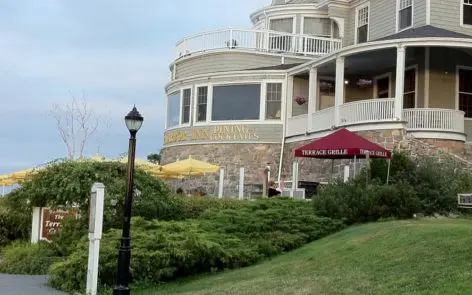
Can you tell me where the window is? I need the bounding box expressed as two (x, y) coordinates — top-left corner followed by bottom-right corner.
(269, 18), (293, 51)
(403, 68), (416, 108)
(212, 84), (261, 121)
(375, 75), (390, 98)
(181, 89), (191, 124)
(166, 92), (180, 128)
(463, 0), (472, 26)
(398, 0), (413, 31)
(356, 5), (369, 44)
(458, 68), (472, 117)
(266, 83), (282, 120)
(196, 86), (208, 122)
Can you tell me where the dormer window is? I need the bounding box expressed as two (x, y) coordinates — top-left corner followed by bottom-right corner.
(355, 4), (369, 44)
(397, 0), (413, 31)
(462, 0), (472, 26)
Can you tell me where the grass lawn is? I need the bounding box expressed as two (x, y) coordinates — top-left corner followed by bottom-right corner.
(131, 218), (472, 295)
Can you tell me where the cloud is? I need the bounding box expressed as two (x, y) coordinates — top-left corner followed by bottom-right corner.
(0, 0), (272, 174)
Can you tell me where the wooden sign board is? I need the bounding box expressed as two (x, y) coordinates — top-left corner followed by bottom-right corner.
(458, 193), (472, 208)
(40, 207), (79, 241)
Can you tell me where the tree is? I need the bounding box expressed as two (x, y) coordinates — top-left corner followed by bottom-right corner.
(147, 151), (161, 164)
(50, 90), (109, 160)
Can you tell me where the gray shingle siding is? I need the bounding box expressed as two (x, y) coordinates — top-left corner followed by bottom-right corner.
(414, 0), (427, 27)
(328, 4), (353, 45)
(430, 0), (472, 36)
(369, 0), (396, 40)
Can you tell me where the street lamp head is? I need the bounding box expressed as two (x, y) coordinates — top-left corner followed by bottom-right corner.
(125, 106), (144, 133)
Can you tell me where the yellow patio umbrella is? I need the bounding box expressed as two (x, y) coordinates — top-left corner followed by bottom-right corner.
(119, 157), (162, 173)
(10, 167), (43, 181)
(160, 155), (219, 176)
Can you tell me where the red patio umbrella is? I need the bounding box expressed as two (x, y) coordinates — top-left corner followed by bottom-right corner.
(294, 128), (392, 182)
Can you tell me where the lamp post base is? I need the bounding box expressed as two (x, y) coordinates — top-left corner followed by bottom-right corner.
(113, 285), (130, 295)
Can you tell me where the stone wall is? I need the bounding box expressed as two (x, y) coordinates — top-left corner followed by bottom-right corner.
(161, 143), (281, 196)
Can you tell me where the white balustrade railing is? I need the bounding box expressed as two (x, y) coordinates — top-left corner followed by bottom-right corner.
(312, 107), (335, 131)
(286, 114), (308, 137)
(285, 99), (465, 138)
(175, 28), (343, 59)
(403, 108), (465, 133)
(339, 99), (395, 125)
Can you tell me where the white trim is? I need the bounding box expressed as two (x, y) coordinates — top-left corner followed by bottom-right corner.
(456, 65), (472, 113)
(193, 84), (209, 125)
(166, 70), (287, 92)
(354, 2), (370, 45)
(407, 131), (466, 141)
(264, 80), (285, 121)
(285, 122), (407, 143)
(250, 4), (329, 23)
(460, 0), (472, 28)
(300, 15), (333, 37)
(426, 0), (431, 25)
(288, 37), (472, 75)
(424, 47), (430, 107)
(163, 140), (282, 148)
(373, 72), (392, 98)
(179, 87), (192, 126)
(260, 82), (267, 121)
(405, 64), (419, 108)
(396, 0), (414, 33)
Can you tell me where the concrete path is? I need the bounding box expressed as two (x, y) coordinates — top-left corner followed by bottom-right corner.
(0, 274), (69, 295)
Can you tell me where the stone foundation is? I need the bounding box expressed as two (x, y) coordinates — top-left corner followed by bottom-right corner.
(161, 143), (281, 196)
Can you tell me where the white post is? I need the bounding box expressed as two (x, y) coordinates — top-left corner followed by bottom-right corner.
(287, 75), (294, 118)
(30, 207), (41, 244)
(395, 46), (406, 120)
(218, 168), (224, 198)
(291, 161), (299, 195)
(308, 67), (318, 132)
(334, 56), (345, 127)
(86, 183), (105, 295)
(343, 165), (350, 182)
(239, 167), (245, 200)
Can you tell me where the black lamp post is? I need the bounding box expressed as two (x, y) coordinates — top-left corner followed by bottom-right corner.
(113, 106), (144, 295)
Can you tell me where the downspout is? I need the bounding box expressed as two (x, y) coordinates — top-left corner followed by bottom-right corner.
(277, 72), (289, 185)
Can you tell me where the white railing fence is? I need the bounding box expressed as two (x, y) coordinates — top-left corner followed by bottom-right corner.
(339, 99), (395, 125)
(403, 108), (465, 133)
(286, 114), (308, 137)
(175, 28), (343, 59)
(312, 107), (335, 132)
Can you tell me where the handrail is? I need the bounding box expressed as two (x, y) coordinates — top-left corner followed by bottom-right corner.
(175, 28), (343, 60)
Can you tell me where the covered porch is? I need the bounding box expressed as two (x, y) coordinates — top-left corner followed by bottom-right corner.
(286, 43), (472, 142)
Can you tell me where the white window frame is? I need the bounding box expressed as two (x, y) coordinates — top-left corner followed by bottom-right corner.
(460, 0), (472, 28)
(193, 84), (210, 125)
(396, 0), (414, 32)
(354, 2), (370, 44)
(455, 65), (472, 118)
(209, 81), (264, 124)
(264, 80), (285, 121)
(166, 91), (181, 131)
(267, 16), (296, 34)
(373, 72), (393, 99)
(180, 87), (192, 126)
(404, 65), (418, 108)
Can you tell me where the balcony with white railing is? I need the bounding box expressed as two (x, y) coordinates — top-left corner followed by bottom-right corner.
(175, 28), (343, 60)
(285, 99), (466, 141)
(403, 108), (465, 136)
(339, 99), (396, 125)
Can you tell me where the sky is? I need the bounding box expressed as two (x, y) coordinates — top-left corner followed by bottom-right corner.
(0, 0), (270, 174)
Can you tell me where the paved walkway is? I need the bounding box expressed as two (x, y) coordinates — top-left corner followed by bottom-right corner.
(0, 274), (69, 295)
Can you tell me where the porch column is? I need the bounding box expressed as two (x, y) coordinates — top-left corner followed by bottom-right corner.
(394, 46), (406, 120)
(286, 75), (294, 118)
(334, 56), (345, 126)
(307, 67), (318, 132)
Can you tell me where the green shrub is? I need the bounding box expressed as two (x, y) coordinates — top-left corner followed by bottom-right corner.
(3, 161), (172, 234)
(0, 241), (61, 275)
(0, 200), (30, 247)
(313, 180), (420, 224)
(49, 199), (345, 293)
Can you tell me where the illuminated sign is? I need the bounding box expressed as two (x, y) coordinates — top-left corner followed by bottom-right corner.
(164, 125), (260, 144)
